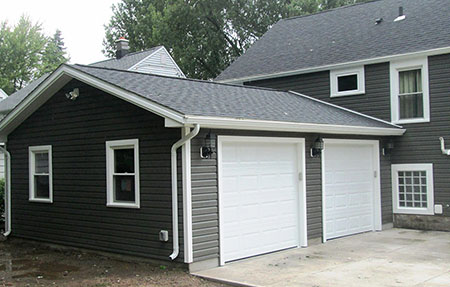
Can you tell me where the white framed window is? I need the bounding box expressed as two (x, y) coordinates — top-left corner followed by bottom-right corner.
(29, 145), (53, 203)
(390, 57), (430, 124)
(330, 66), (365, 97)
(392, 164), (434, 215)
(106, 139), (140, 208)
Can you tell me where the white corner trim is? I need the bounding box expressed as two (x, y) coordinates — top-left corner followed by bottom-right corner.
(29, 145), (53, 203)
(105, 138), (140, 209)
(289, 91), (403, 129)
(390, 56), (430, 124)
(182, 127), (194, 263)
(391, 163), (434, 215)
(0, 65), (185, 137)
(218, 46), (450, 84)
(330, 66), (365, 98)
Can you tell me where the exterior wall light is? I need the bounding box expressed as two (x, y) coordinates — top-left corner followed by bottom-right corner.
(310, 136), (324, 158)
(382, 139), (395, 156)
(65, 88), (79, 101)
(200, 131), (215, 159)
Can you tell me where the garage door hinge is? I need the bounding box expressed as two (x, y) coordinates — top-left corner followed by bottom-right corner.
(374, 171), (377, 178)
(299, 172), (303, 181)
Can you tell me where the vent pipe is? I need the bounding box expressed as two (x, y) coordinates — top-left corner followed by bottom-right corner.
(394, 6), (406, 22)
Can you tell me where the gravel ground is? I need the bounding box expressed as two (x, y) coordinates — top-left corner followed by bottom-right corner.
(0, 237), (227, 287)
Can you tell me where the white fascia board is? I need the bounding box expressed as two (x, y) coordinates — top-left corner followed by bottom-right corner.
(218, 46), (450, 84)
(0, 65), (185, 137)
(184, 116), (405, 136)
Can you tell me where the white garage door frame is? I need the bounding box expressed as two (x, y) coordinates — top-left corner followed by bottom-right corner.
(217, 136), (307, 266)
(321, 138), (382, 243)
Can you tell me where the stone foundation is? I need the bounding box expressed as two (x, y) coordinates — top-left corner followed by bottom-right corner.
(394, 214), (450, 231)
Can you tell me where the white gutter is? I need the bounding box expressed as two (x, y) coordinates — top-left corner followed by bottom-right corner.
(169, 124), (200, 260)
(0, 145), (11, 236)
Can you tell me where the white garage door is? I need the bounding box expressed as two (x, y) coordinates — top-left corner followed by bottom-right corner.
(219, 137), (306, 264)
(323, 139), (381, 241)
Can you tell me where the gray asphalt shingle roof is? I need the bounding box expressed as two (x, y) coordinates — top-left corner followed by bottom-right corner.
(216, 0), (450, 82)
(71, 64), (397, 129)
(89, 46), (162, 70)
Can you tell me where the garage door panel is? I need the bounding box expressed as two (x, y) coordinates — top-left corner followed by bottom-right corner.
(324, 142), (377, 240)
(220, 139), (302, 263)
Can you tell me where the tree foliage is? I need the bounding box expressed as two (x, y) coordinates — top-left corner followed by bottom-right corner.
(0, 16), (69, 95)
(103, 0), (368, 79)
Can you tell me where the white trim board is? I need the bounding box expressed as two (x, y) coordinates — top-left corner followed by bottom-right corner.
(182, 127), (194, 263)
(218, 46), (450, 84)
(321, 139), (382, 242)
(217, 136), (307, 265)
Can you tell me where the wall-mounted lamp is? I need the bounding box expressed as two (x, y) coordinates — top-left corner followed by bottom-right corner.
(65, 88), (79, 101)
(200, 131), (215, 159)
(310, 136), (324, 158)
(382, 140), (395, 156)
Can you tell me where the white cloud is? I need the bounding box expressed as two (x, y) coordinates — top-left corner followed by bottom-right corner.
(0, 0), (121, 64)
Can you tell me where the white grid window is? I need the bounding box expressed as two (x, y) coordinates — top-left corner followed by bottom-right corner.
(106, 139), (140, 208)
(392, 164), (434, 215)
(29, 145), (53, 203)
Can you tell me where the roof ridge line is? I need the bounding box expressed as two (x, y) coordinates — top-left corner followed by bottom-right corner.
(288, 90), (403, 129)
(282, 0), (382, 22)
(72, 64), (287, 93)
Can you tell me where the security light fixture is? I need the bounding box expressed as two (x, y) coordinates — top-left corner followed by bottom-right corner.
(310, 136), (324, 158)
(200, 131), (215, 159)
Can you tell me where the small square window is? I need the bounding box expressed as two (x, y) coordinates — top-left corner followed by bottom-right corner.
(29, 146), (53, 203)
(392, 164), (434, 215)
(106, 139), (140, 208)
(330, 66), (365, 97)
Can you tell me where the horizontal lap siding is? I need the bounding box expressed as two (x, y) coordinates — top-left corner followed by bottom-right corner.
(191, 129), (385, 262)
(8, 80), (184, 261)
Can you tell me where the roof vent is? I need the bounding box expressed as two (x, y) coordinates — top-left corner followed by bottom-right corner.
(375, 18), (383, 25)
(115, 37), (130, 59)
(394, 6), (406, 22)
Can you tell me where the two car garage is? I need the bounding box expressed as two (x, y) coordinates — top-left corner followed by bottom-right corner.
(217, 136), (381, 264)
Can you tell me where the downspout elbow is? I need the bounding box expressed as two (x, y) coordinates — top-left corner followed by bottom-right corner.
(439, 137), (450, 155)
(169, 124), (200, 260)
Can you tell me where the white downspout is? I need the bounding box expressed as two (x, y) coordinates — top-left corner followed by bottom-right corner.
(0, 145), (11, 236)
(439, 137), (450, 155)
(169, 124), (200, 260)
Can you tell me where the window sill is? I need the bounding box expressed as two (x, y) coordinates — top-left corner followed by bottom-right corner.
(29, 198), (53, 203)
(393, 208), (434, 216)
(392, 117), (430, 125)
(330, 91), (365, 98)
(107, 202), (140, 209)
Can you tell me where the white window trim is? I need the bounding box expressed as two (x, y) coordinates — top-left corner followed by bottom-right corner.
(330, 66), (365, 97)
(106, 139), (140, 208)
(391, 163), (434, 215)
(390, 57), (430, 124)
(29, 145), (53, 203)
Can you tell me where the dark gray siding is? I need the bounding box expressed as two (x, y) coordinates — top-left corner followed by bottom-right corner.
(246, 54), (450, 218)
(8, 80), (184, 261)
(191, 130), (391, 262)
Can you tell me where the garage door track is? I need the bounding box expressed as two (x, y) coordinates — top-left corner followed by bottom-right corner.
(193, 228), (450, 287)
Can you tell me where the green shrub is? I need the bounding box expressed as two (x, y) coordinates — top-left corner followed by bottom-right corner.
(0, 178), (4, 217)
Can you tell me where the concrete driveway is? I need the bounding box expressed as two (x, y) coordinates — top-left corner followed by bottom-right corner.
(193, 228), (450, 287)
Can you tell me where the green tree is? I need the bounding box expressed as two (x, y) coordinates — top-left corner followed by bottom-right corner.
(103, 0), (369, 79)
(41, 29), (70, 75)
(0, 16), (69, 95)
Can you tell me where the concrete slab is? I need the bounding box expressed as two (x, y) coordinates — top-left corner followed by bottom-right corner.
(193, 229), (450, 287)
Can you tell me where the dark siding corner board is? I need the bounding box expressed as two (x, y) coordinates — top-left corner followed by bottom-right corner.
(8, 79), (184, 262)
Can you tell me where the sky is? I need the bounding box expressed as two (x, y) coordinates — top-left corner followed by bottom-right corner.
(0, 0), (121, 65)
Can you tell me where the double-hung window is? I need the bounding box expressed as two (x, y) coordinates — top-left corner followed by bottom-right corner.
(106, 139), (140, 208)
(29, 145), (53, 203)
(392, 164), (434, 215)
(390, 57), (430, 124)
